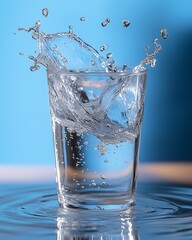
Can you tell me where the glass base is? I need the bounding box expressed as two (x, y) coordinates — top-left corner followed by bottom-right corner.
(58, 191), (136, 210)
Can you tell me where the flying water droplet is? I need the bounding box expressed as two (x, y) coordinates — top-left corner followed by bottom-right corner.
(28, 55), (36, 60)
(122, 20), (130, 28)
(101, 18), (110, 27)
(100, 44), (109, 52)
(68, 25), (73, 33)
(106, 53), (112, 59)
(160, 29), (168, 40)
(122, 64), (127, 71)
(80, 17), (86, 21)
(145, 45), (149, 51)
(42, 8), (49, 18)
(30, 65), (40, 71)
(19, 52), (24, 56)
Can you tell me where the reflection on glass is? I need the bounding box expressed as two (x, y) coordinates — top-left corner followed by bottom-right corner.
(56, 207), (139, 240)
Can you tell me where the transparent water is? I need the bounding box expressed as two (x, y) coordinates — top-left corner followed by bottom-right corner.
(52, 122), (140, 209)
(48, 69), (146, 208)
(0, 182), (191, 240)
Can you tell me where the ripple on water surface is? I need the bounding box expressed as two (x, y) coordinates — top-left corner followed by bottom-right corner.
(0, 183), (192, 240)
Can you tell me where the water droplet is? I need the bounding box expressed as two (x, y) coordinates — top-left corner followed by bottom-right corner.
(30, 65), (40, 71)
(101, 18), (110, 27)
(104, 158), (109, 163)
(28, 55), (35, 60)
(42, 8), (49, 18)
(100, 44), (109, 52)
(19, 52), (24, 56)
(100, 174), (106, 180)
(160, 29), (168, 40)
(68, 25), (73, 33)
(150, 58), (156, 67)
(13, 32), (16, 35)
(80, 17), (86, 21)
(122, 64), (127, 71)
(122, 20), (130, 28)
(106, 124), (110, 128)
(153, 38), (158, 44)
(106, 53), (112, 59)
(90, 60), (95, 66)
(84, 141), (88, 145)
(145, 45), (149, 51)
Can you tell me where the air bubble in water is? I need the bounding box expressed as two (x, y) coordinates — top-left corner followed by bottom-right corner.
(104, 158), (109, 163)
(42, 8), (49, 18)
(101, 18), (110, 27)
(80, 17), (86, 21)
(122, 20), (130, 28)
(100, 174), (106, 180)
(160, 29), (168, 40)
(96, 142), (106, 155)
(100, 44), (109, 52)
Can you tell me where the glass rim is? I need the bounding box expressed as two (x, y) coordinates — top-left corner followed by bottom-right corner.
(47, 68), (147, 77)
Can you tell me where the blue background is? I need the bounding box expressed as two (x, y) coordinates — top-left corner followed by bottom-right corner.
(1, 0), (192, 166)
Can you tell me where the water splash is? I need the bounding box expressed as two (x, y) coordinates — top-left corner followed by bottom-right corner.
(122, 20), (130, 28)
(133, 38), (162, 72)
(18, 20), (41, 34)
(42, 8), (49, 18)
(19, 21), (164, 143)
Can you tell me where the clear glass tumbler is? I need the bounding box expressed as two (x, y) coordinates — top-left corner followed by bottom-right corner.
(47, 69), (147, 210)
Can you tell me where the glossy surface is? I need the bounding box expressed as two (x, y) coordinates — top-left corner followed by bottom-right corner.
(0, 182), (192, 239)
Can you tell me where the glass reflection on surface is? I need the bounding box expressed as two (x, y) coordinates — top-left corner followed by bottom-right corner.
(57, 207), (139, 240)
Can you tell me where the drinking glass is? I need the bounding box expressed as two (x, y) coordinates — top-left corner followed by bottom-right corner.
(47, 69), (147, 210)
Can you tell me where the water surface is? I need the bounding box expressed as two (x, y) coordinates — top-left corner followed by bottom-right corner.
(0, 182), (191, 239)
